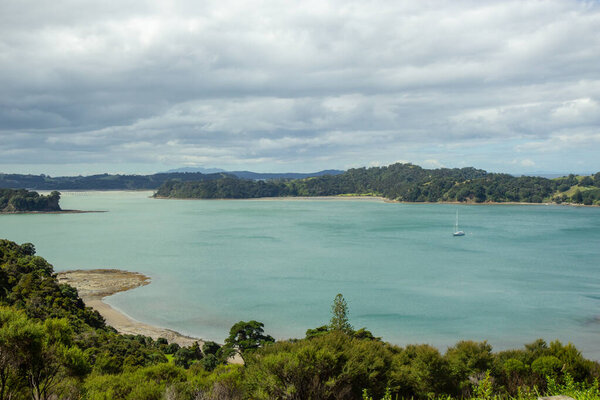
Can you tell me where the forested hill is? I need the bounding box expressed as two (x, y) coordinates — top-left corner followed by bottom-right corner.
(0, 170), (343, 190)
(0, 171), (229, 190)
(0, 188), (62, 212)
(154, 163), (600, 205)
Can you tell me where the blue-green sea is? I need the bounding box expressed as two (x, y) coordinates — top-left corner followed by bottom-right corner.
(1, 191), (599, 359)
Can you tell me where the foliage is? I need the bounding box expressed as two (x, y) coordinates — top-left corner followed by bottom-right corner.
(154, 162), (600, 205)
(1, 239), (600, 399)
(0, 190), (61, 212)
(0, 239), (105, 329)
(330, 293), (353, 334)
(244, 330), (394, 400)
(222, 321), (274, 363)
(0, 173), (228, 191)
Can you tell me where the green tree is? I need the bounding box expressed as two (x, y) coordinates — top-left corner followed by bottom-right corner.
(330, 293), (353, 334)
(202, 341), (221, 357)
(0, 307), (43, 400)
(305, 325), (329, 339)
(531, 355), (563, 380)
(24, 318), (88, 400)
(579, 176), (593, 186)
(445, 340), (494, 395)
(222, 321), (274, 363)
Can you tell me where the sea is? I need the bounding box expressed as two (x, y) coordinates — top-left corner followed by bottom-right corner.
(1, 191), (599, 359)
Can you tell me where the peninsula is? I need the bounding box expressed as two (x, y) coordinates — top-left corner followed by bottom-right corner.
(153, 162), (600, 205)
(57, 269), (201, 347)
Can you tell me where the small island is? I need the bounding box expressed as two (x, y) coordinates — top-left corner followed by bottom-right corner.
(0, 188), (106, 214)
(0, 188), (62, 213)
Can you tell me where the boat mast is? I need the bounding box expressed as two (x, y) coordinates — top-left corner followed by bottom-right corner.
(455, 210), (459, 231)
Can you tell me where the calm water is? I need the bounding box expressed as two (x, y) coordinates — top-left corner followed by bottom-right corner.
(1, 191), (599, 359)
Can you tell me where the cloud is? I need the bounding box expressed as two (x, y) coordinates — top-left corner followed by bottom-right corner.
(0, 0), (599, 174)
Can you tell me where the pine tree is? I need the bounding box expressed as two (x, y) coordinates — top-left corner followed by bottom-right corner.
(330, 293), (353, 334)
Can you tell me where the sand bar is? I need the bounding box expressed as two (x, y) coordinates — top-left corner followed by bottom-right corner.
(57, 269), (202, 347)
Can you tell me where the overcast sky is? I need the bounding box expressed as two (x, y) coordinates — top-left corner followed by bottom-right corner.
(1, 0), (599, 175)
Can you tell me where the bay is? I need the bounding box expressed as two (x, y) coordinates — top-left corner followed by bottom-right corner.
(1, 191), (599, 359)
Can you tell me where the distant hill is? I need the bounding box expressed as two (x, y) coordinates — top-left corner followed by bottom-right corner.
(0, 172), (229, 190)
(227, 169), (344, 180)
(166, 167), (226, 174)
(0, 169), (344, 190)
(154, 163), (600, 205)
(164, 167), (344, 180)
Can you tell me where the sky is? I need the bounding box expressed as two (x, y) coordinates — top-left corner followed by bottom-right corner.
(1, 0), (599, 176)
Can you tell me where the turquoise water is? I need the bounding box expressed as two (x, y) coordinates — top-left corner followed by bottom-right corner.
(1, 191), (599, 359)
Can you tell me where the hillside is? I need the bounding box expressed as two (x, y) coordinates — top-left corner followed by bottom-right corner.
(0, 170), (343, 190)
(0, 172), (229, 190)
(154, 163), (600, 205)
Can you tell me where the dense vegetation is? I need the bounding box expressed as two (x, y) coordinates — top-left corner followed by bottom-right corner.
(0, 170), (342, 191)
(0, 189), (61, 212)
(155, 163), (600, 205)
(0, 239), (598, 399)
(0, 172), (229, 191)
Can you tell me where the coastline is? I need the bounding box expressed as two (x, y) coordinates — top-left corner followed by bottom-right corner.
(0, 210), (107, 215)
(57, 269), (202, 347)
(153, 195), (389, 202)
(152, 194), (599, 207)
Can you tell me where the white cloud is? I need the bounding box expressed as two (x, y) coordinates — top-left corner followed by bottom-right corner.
(0, 0), (599, 174)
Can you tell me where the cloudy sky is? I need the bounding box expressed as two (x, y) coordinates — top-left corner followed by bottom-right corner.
(1, 0), (599, 176)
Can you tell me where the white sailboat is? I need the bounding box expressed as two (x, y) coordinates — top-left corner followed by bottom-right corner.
(453, 210), (465, 236)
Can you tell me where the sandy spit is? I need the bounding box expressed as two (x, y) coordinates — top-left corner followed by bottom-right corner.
(57, 269), (202, 347)
(153, 195), (389, 202)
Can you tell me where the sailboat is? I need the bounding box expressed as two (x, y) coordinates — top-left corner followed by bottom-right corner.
(453, 210), (465, 236)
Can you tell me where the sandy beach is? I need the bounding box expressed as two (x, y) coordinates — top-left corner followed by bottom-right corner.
(57, 269), (202, 347)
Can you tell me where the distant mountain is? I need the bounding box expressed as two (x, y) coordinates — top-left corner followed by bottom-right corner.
(520, 171), (592, 179)
(0, 168), (343, 190)
(166, 167), (226, 174)
(0, 172), (229, 190)
(163, 168), (344, 180)
(227, 169), (344, 180)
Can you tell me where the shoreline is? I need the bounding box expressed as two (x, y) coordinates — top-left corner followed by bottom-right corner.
(57, 269), (202, 347)
(153, 195), (388, 202)
(0, 209), (107, 215)
(152, 195), (598, 207)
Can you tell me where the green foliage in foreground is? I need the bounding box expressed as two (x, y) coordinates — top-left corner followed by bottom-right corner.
(0, 189), (61, 212)
(154, 162), (600, 205)
(0, 239), (599, 399)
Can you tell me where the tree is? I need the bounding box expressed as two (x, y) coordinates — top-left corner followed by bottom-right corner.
(202, 341), (221, 357)
(579, 176), (593, 186)
(306, 325), (329, 339)
(330, 293), (353, 334)
(445, 340), (494, 395)
(222, 321), (274, 363)
(174, 345), (202, 369)
(0, 307), (43, 400)
(20, 243), (36, 256)
(23, 318), (87, 400)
